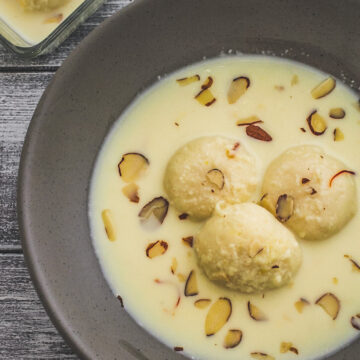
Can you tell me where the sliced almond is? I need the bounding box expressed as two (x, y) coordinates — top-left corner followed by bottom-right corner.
(182, 236), (194, 248)
(291, 74), (299, 86)
(315, 292), (340, 320)
(224, 329), (243, 349)
(248, 301), (267, 321)
(194, 299), (211, 309)
(195, 88), (216, 106)
(250, 352), (275, 360)
(171, 257), (178, 274)
(146, 240), (168, 258)
(184, 270), (198, 296)
(345, 256), (360, 272)
(122, 183), (139, 203)
(236, 115), (263, 126)
(351, 314), (360, 330)
(176, 74), (200, 86)
(307, 110), (327, 135)
(205, 297), (232, 336)
(101, 209), (116, 241)
(311, 77), (336, 99)
(206, 169), (225, 190)
(294, 298), (310, 314)
(246, 125), (272, 141)
(227, 76), (250, 104)
(333, 128), (344, 141)
(329, 107), (346, 119)
(118, 153), (149, 183)
(44, 13), (63, 23)
(280, 342), (299, 355)
(138, 197), (169, 227)
(329, 170), (356, 187)
(276, 194), (294, 222)
(201, 76), (214, 90)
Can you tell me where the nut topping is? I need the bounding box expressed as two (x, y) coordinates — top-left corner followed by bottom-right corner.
(176, 74), (200, 86)
(227, 76), (250, 104)
(276, 194), (294, 222)
(146, 240), (168, 258)
(329, 107), (346, 119)
(307, 110), (327, 135)
(184, 270), (198, 296)
(223, 329), (243, 349)
(333, 128), (344, 141)
(194, 299), (211, 309)
(206, 169), (225, 190)
(182, 236), (194, 248)
(195, 88), (216, 106)
(280, 342), (299, 355)
(138, 197), (169, 227)
(315, 292), (340, 320)
(351, 314), (360, 330)
(236, 115), (263, 126)
(118, 153), (149, 183)
(311, 77), (336, 99)
(250, 352), (275, 360)
(201, 76), (214, 90)
(246, 124), (272, 142)
(205, 297), (232, 336)
(248, 301), (268, 321)
(101, 209), (116, 241)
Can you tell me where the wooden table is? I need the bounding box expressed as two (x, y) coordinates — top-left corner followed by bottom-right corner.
(0, 1), (130, 358)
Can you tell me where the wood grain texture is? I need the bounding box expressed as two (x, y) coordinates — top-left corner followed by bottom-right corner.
(0, 72), (53, 249)
(0, 253), (77, 359)
(0, 1), (130, 358)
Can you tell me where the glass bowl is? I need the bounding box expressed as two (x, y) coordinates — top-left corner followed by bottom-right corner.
(0, 0), (105, 58)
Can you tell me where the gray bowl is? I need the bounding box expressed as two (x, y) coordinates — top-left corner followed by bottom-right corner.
(18, 0), (360, 359)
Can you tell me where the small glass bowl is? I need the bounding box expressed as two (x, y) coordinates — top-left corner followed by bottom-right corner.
(0, 0), (105, 58)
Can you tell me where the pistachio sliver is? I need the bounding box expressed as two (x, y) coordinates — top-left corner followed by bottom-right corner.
(101, 209), (116, 241)
(311, 77), (336, 99)
(194, 299), (211, 309)
(195, 88), (216, 106)
(176, 74), (200, 86)
(329, 107), (345, 119)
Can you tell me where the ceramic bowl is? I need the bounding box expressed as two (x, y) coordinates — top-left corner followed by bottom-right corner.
(18, 0), (360, 358)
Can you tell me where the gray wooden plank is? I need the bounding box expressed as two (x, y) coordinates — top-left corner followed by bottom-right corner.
(0, 253), (77, 359)
(0, 0), (132, 68)
(0, 72), (54, 250)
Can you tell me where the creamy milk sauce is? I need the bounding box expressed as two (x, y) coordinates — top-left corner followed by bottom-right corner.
(89, 56), (360, 360)
(0, 0), (84, 44)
